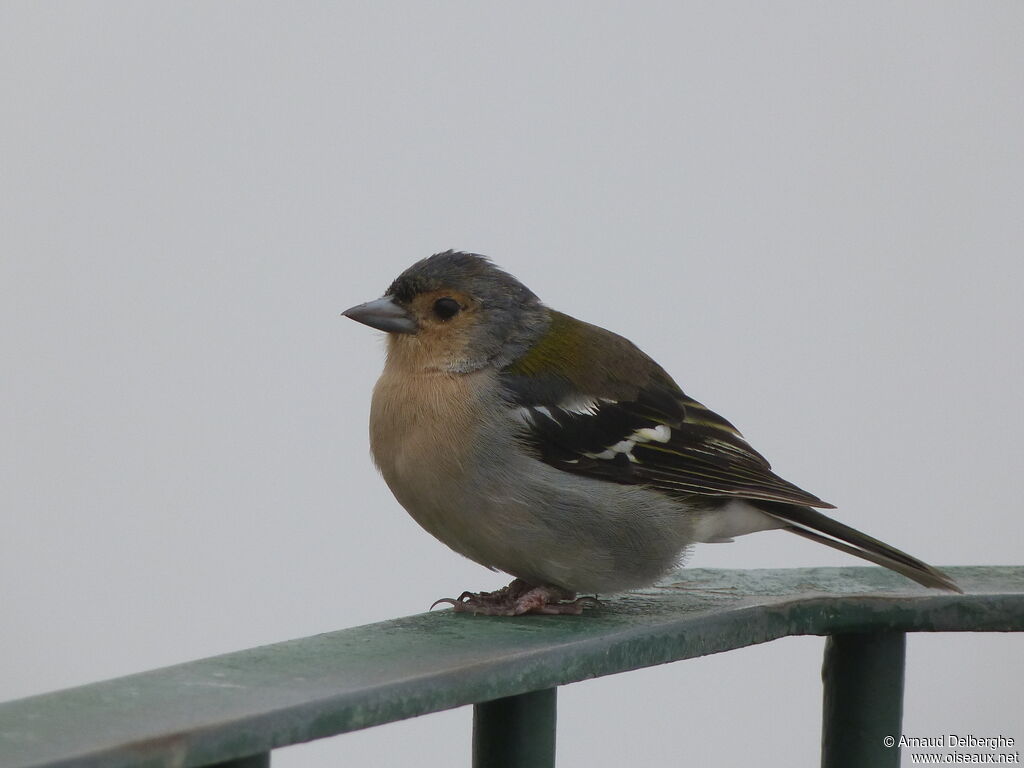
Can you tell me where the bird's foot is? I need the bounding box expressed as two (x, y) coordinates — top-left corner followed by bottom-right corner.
(431, 578), (601, 615)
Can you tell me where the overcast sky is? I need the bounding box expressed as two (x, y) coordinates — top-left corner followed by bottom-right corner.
(3, 3), (1022, 766)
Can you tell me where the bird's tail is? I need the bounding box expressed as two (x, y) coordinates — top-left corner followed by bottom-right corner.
(756, 501), (962, 593)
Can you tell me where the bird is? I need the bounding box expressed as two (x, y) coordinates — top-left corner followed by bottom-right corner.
(342, 250), (960, 615)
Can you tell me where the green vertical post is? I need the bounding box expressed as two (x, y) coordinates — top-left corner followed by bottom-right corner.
(208, 754), (270, 768)
(473, 687), (556, 768)
(821, 632), (906, 768)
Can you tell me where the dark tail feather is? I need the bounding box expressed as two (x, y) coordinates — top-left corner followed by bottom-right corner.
(758, 502), (962, 593)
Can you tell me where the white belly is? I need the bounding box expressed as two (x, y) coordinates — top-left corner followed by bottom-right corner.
(691, 499), (785, 543)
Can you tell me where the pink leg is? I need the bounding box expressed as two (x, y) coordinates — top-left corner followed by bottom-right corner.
(432, 579), (601, 616)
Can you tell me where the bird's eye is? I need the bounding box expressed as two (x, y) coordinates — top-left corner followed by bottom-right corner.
(433, 297), (461, 320)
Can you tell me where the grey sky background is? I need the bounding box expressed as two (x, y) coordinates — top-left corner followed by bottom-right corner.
(2, 3), (1022, 766)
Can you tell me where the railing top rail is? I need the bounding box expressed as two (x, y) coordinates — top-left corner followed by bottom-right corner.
(2, 566), (1022, 768)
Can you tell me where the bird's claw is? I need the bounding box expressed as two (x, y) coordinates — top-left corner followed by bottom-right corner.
(430, 579), (601, 616)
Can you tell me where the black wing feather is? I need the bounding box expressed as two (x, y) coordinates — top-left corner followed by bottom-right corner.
(500, 370), (832, 509)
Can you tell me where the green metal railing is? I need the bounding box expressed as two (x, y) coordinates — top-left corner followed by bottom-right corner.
(2, 566), (1022, 768)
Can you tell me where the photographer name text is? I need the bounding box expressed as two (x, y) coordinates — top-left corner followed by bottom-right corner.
(899, 736), (1015, 750)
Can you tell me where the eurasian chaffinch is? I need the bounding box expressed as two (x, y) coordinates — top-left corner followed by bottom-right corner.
(343, 251), (959, 614)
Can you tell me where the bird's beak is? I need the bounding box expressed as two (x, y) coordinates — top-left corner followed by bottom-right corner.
(341, 296), (418, 334)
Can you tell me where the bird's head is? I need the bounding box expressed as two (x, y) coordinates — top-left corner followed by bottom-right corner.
(342, 250), (549, 373)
